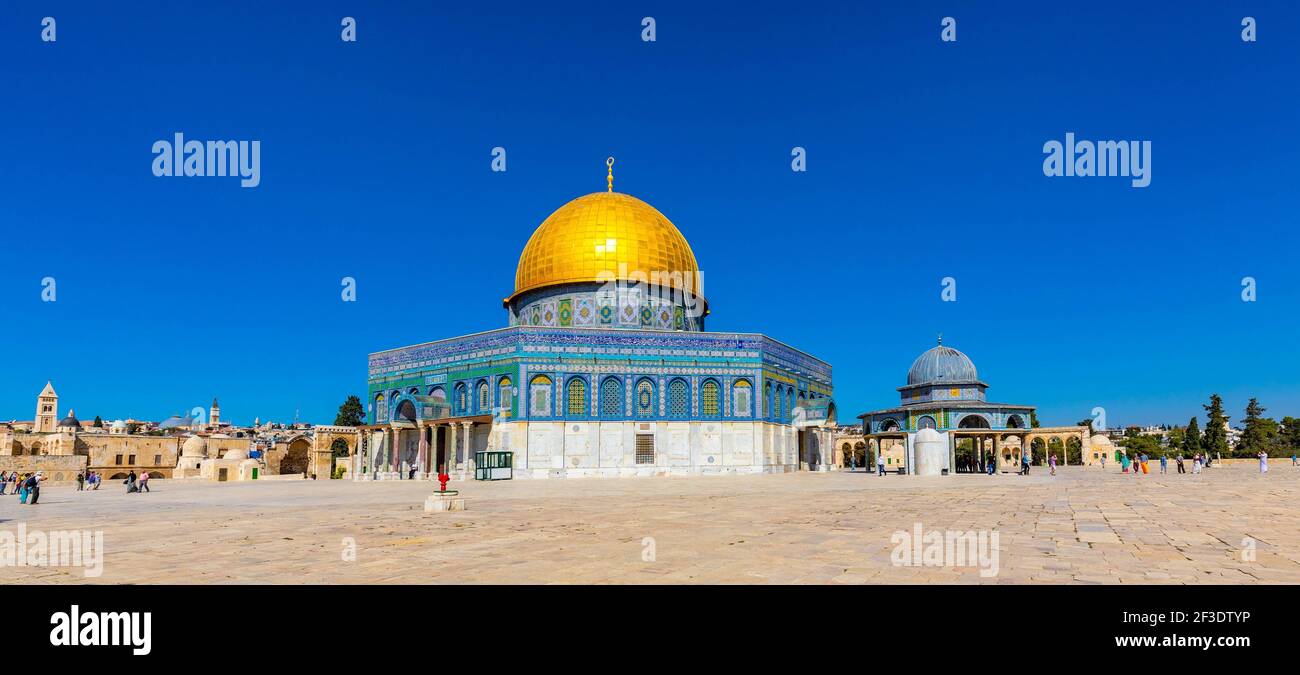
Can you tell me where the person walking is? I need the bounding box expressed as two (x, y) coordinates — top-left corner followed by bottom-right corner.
(1259, 450), (1268, 474)
(1192, 454), (1202, 475)
(877, 452), (886, 477)
(27, 473), (41, 505)
(987, 455), (997, 475)
(849, 453), (857, 472)
(0, 471), (7, 496)
(76, 471), (85, 491)
(92, 471), (101, 490)
(18, 473), (31, 503)
(125, 470), (138, 493)
(1100, 454), (1106, 470)
(138, 471), (151, 493)
(1048, 453), (1057, 476)
(1120, 453), (1130, 474)
(1176, 454), (1185, 474)
(1159, 454), (1168, 474)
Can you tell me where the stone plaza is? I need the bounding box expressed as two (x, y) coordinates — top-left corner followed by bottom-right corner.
(3, 463), (1297, 584)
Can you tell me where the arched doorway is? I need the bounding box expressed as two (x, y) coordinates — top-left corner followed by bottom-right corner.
(1030, 438), (1047, 465)
(280, 438), (311, 475)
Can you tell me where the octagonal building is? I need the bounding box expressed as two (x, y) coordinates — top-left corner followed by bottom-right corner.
(362, 161), (836, 479)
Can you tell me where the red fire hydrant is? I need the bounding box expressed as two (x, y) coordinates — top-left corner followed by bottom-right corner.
(438, 472), (450, 492)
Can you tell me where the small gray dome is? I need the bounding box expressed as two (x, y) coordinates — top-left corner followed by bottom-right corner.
(907, 344), (977, 385)
(57, 409), (81, 429)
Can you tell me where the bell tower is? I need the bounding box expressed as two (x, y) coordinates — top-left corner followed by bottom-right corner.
(35, 381), (58, 433)
(210, 397), (221, 429)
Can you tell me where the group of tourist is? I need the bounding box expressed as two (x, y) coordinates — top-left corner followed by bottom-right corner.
(76, 471), (105, 490)
(1114, 450), (1274, 475)
(1, 471), (42, 504)
(0, 468), (156, 503)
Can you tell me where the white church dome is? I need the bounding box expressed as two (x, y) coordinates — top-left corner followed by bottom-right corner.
(181, 435), (208, 457)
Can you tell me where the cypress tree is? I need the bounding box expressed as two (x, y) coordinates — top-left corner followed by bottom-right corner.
(1184, 417), (1202, 456)
(1202, 394), (1230, 458)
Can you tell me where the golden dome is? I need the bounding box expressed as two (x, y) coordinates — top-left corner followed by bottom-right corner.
(507, 190), (705, 308)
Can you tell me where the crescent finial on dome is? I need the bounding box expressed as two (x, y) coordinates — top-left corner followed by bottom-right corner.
(606, 156), (615, 192)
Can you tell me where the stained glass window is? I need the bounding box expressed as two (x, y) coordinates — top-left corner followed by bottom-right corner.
(600, 378), (623, 417)
(529, 375), (552, 417)
(497, 378), (512, 419)
(733, 379), (752, 417)
(478, 382), (490, 411)
(635, 379), (655, 417)
(701, 380), (719, 417)
(668, 379), (688, 418)
(455, 384), (468, 415)
(567, 378), (587, 416)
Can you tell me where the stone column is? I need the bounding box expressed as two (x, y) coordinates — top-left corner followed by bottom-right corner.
(418, 424), (429, 478)
(992, 435), (1000, 473)
(463, 421), (475, 477)
(353, 432), (364, 480)
(390, 427), (399, 476)
(448, 424), (459, 471)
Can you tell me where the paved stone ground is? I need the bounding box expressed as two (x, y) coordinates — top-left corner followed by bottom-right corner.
(2, 464), (1297, 584)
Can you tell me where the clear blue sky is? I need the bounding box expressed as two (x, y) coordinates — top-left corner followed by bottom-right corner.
(2, 1), (1296, 429)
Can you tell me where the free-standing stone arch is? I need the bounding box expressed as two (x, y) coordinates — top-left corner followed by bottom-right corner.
(311, 426), (361, 479)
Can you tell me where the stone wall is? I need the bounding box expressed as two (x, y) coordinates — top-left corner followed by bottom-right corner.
(0, 455), (87, 483)
(83, 435), (179, 479)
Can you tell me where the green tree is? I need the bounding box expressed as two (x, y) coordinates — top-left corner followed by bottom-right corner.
(1166, 425), (1185, 451)
(92, 415), (103, 428)
(1029, 410), (1040, 428)
(1279, 417), (1300, 456)
(1183, 417), (1202, 457)
(1201, 394), (1230, 458)
(1076, 418), (1093, 432)
(334, 395), (366, 427)
(1239, 398), (1277, 455)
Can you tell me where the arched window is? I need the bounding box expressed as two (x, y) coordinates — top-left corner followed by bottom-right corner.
(529, 375), (553, 418)
(600, 377), (623, 417)
(732, 379), (752, 417)
(567, 378), (587, 416)
(774, 386), (783, 420)
(477, 381), (490, 412)
(429, 386), (448, 417)
(374, 393), (388, 423)
(635, 378), (656, 418)
(497, 378), (513, 418)
(668, 379), (689, 418)
(701, 379), (720, 417)
(958, 414), (990, 429)
(917, 415), (937, 430)
(454, 383), (469, 415)
(786, 387), (795, 421)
